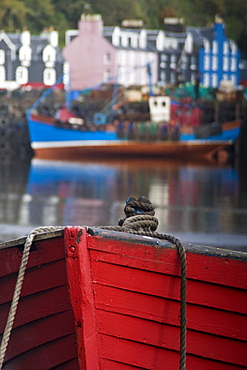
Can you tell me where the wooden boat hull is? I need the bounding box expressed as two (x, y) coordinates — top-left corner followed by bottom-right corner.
(27, 114), (241, 162)
(0, 227), (246, 369)
(33, 140), (233, 162)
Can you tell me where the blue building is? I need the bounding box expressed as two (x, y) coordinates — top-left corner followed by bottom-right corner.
(198, 17), (240, 88)
(147, 16), (241, 89)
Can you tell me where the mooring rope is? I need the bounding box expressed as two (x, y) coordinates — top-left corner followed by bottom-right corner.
(99, 196), (187, 370)
(0, 197), (186, 370)
(0, 226), (64, 369)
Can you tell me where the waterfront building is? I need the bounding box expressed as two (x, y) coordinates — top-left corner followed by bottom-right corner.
(0, 28), (63, 89)
(64, 15), (241, 92)
(0, 15), (242, 91)
(148, 16), (240, 88)
(63, 15), (158, 91)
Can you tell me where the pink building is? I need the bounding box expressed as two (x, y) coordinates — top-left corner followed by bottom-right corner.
(63, 14), (158, 91)
(63, 14), (116, 91)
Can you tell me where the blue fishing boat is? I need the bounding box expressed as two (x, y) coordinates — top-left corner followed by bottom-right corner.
(26, 81), (241, 163)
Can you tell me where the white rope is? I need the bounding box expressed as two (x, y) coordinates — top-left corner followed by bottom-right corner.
(0, 226), (64, 369)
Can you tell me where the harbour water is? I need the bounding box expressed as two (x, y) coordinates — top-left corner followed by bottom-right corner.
(0, 158), (246, 250)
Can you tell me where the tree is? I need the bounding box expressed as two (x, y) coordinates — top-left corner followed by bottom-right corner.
(0, 0), (27, 31)
(0, 0), (245, 56)
(24, 0), (55, 33)
(159, 6), (178, 23)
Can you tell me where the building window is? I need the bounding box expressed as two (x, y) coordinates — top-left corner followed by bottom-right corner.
(223, 57), (229, 71)
(131, 37), (138, 48)
(230, 42), (237, 55)
(104, 53), (111, 65)
(203, 73), (210, 87)
(16, 66), (28, 84)
(212, 56), (218, 71)
(161, 54), (167, 61)
(203, 39), (210, 53)
(171, 38), (178, 49)
(19, 46), (31, 67)
(230, 74), (236, 84)
(160, 71), (166, 82)
(43, 46), (56, 64)
(128, 51), (135, 65)
(212, 73), (218, 87)
(19, 46), (31, 62)
(112, 28), (120, 46)
(223, 42), (229, 55)
(121, 36), (128, 47)
(139, 36), (146, 49)
(170, 72), (176, 84)
(157, 34), (163, 51)
(0, 50), (5, 65)
(212, 41), (218, 54)
(0, 66), (6, 82)
(204, 56), (210, 71)
(43, 68), (56, 85)
(118, 50), (126, 65)
(63, 61), (70, 89)
(231, 57), (237, 71)
(140, 52), (146, 65)
(103, 69), (110, 82)
(171, 54), (176, 63)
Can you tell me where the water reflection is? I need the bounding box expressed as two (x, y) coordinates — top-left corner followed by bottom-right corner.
(0, 158), (246, 249)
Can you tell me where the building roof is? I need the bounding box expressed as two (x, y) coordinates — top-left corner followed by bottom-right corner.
(186, 26), (214, 47)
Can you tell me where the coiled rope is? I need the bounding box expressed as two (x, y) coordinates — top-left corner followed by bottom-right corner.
(99, 196), (187, 370)
(0, 197), (186, 370)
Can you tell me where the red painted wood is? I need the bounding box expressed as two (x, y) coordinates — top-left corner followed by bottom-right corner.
(99, 334), (246, 370)
(0, 233), (79, 369)
(0, 285), (71, 332)
(91, 259), (247, 314)
(1, 227), (246, 369)
(100, 359), (142, 369)
(86, 233), (247, 368)
(5, 310), (76, 362)
(0, 236), (65, 278)
(89, 237), (247, 289)
(97, 310), (247, 366)
(0, 259), (67, 305)
(3, 334), (79, 370)
(93, 284), (247, 341)
(65, 226), (99, 370)
(52, 358), (80, 369)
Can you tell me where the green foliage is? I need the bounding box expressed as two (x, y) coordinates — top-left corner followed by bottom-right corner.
(0, 0), (246, 57)
(24, 0), (55, 33)
(0, 0), (27, 31)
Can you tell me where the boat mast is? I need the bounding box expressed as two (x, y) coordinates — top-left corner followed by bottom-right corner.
(26, 74), (64, 118)
(147, 63), (154, 97)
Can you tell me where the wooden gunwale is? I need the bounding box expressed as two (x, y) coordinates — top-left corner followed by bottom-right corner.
(0, 227), (246, 369)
